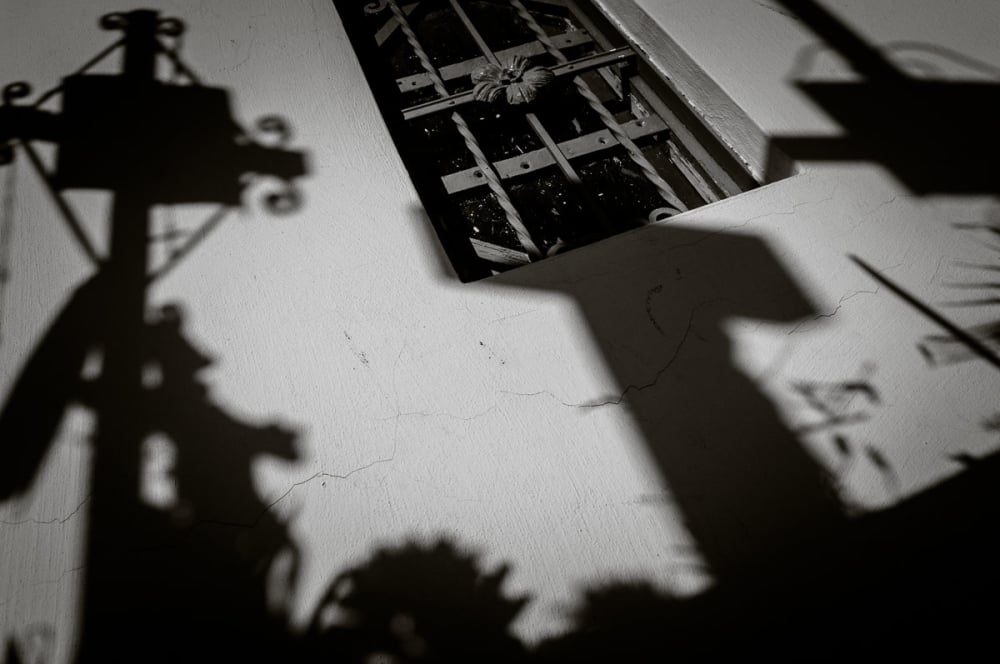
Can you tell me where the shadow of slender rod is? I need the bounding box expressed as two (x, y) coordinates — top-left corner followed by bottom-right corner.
(20, 141), (101, 265)
(850, 254), (1000, 373)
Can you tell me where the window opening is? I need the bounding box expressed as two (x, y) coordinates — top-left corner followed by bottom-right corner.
(337, 0), (757, 280)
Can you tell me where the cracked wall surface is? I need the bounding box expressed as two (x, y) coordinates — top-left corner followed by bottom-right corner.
(2, 0), (999, 659)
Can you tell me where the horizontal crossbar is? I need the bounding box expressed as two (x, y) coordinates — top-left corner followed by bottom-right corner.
(440, 115), (667, 194)
(402, 46), (636, 120)
(375, 2), (418, 46)
(395, 29), (593, 93)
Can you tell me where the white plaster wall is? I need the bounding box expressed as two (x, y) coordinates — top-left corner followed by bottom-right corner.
(638, 0), (1000, 129)
(1, 1), (998, 659)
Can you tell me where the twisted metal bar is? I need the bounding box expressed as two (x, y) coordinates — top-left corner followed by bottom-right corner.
(448, 0), (616, 235)
(509, 0), (686, 213)
(387, 0), (542, 258)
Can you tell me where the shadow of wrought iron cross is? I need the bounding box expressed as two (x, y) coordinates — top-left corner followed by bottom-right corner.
(0, 11), (308, 658)
(0, 10), (307, 264)
(0, 7), (307, 494)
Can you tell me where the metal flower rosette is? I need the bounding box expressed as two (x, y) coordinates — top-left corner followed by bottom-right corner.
(471, 55), (554, 105)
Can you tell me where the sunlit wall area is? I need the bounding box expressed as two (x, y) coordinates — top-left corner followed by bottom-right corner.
(1, 1), (998, 661)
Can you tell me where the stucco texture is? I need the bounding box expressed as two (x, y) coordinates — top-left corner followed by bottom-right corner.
(1, 1), (998, 660)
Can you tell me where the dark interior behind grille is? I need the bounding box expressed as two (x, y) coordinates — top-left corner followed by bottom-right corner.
(335, 0), (757, 281)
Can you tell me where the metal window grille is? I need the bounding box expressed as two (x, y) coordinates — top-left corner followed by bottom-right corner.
(336, 0), (756, 280)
